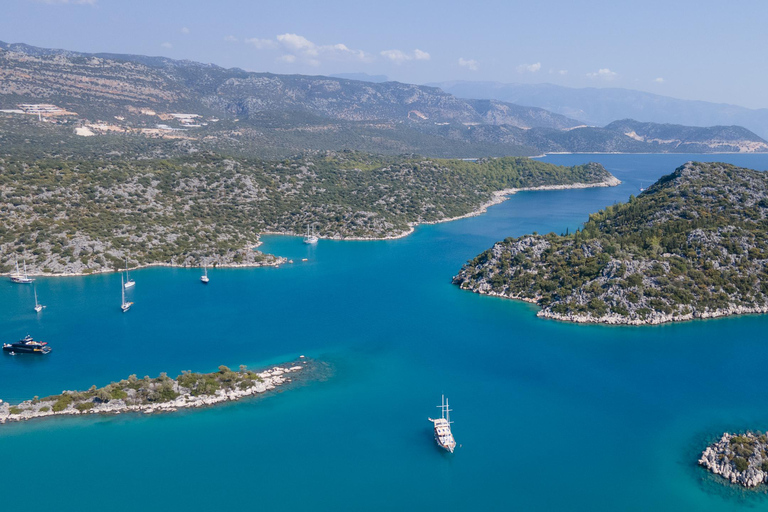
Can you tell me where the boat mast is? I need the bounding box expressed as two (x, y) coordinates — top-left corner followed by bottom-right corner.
(121, 275), (125, 306)
(34, 287), (38, 307)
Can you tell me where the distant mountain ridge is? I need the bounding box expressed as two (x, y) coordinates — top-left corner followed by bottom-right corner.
(432, 80), (768, 140)
(1, 40), (766, 157)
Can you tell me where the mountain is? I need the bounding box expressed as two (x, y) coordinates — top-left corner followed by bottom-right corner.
(1, 41), (766, 157)
(432, 81), (768, 140)
(330, 73), (389, 83)
(454, 161), (768, 325)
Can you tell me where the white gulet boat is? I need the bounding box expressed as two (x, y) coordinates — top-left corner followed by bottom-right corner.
(10, 257), (34, 284)
(303, 224), (319, 244)
(201, 263), (209, 284)
(121, 275), (133, 312)
(428, 395), (457, 453)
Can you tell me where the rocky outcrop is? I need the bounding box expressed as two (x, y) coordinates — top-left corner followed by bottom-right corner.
(700, 432), (768, 488)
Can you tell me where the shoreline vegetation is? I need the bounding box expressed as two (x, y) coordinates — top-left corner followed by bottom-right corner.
(454, 162), (768, 325)
(263, 175), (624, 243)
(0, 359), (315, 424)
(700, 432), (768, 488)
(0, 175), (622, 279)
(1, 148), (618, 277)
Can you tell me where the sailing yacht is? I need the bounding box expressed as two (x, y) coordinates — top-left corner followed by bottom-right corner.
(120, 275), (133, 312)
(33, 287), (44, 313)
(428, 395), (457, 453)
(123, 257), (135, 289)
(10, 257), (34, 284)
(303, 224), (319, 244)
(201, 263), (209, 284)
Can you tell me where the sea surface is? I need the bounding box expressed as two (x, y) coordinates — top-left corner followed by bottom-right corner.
(3, 154), (768, 511)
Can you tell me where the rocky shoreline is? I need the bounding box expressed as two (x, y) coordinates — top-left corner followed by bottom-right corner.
(699, 432), (768, 488)
(1, 240), (287, 278)
(537, 303), (768, 325)
(264, 176), (621, 243)
(0, 359), (312, 424)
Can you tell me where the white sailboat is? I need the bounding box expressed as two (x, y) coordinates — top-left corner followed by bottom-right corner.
(123, 257), (135, 289)
(303, 224), (318, 244)
(33, 287), (44, 313)
(428, 395), (457, 453)
(120, 275), (133, 312)
(201, 262), (209, 284)
(10, 257), (34, 284)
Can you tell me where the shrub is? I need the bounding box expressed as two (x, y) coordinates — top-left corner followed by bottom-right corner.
(52, 394), (73, 412)
(733, 457), (749, 473)
(9, 406), (22, 415)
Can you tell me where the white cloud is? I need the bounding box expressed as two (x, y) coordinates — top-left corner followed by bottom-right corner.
(245, 37), (278, 49)
(224, 35), (238, 43)
(181, 27), (190, 34)
(587, 68), (618, 80)
(517, 62), (541, 73)
(161, 42), (173, 49)
(248, 33), (369, 65)
(33, 0), (97, 4)
(380, 49), (430, 64)
(277, 33), (318, 56)
(458, 58), (479, 71)
(654, 77), (665, 83)
(413, 49), (430, 61)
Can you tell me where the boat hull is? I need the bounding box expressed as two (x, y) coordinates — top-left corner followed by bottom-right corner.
(3, 344), (51, 354)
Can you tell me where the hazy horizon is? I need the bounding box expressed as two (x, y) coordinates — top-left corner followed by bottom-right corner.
(2, 0), (766, 109)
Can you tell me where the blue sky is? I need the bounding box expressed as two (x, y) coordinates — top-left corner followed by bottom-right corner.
(2, 0), (767, 108)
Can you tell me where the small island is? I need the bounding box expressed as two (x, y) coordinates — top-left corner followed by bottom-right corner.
(454, 162), (768, 325)
(0, 360), (312, 424)
(700, 432), (768, 488)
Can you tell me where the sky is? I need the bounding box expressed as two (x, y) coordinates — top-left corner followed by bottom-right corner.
(2, 0), (767, 109)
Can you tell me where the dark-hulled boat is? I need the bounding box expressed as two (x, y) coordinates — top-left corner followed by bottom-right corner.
(3, 335), (51, 354)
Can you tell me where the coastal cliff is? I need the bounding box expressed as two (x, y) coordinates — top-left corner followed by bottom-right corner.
(454, 162), (768, 325)
(0, 360), (313, 424)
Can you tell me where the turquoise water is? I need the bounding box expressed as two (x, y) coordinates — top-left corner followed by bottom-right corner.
(3, 154), (768, 510)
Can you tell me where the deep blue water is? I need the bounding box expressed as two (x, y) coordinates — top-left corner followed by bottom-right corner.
(3, 154), (768, 510)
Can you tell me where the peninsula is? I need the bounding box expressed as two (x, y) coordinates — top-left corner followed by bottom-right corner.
(700, 432), (768, 488)
(0, 141), (618, 276)
(0, 360), (312, 424)
(454, 162), (768, 325)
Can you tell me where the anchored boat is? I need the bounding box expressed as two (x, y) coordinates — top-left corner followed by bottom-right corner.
(33, 287), (44, 313)
(121, 275), (133, 312)
(428, 395), (457, 453)
(123, 256), (135, 289)
(303, 224), (319, 244)
(201, 262), (209, 284)
(3, 335), (51, 354)
(10, 257), (34, 284)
